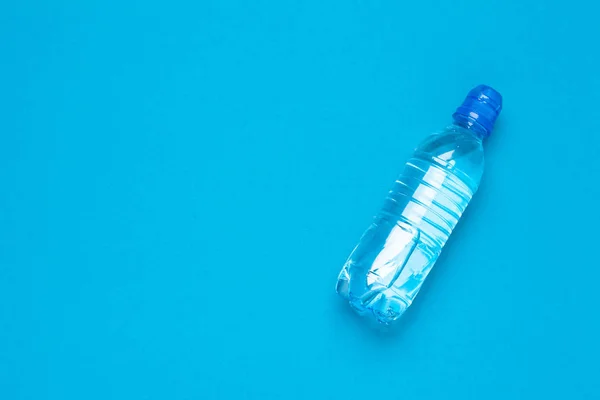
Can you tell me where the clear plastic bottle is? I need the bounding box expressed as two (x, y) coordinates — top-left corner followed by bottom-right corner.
(336, 85), (502, 325)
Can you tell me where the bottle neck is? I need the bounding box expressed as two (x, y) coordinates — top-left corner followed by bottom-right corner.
(451, 119), (487, 141)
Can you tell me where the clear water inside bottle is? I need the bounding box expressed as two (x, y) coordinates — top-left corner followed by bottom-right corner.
(336, 125), (484, 325)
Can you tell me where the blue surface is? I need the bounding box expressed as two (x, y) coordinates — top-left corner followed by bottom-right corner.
(1, 1), (599, 399)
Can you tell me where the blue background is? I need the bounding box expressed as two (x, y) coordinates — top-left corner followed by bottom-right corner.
(1, 0), (600, 399)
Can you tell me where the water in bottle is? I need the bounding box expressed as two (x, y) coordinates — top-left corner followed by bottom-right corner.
(336, 85), (502, 325)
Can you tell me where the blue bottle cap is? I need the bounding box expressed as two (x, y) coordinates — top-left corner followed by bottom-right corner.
(452, 85), (502, 137)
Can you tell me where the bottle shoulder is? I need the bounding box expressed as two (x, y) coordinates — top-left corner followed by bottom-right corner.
(413, 126), (485, 189)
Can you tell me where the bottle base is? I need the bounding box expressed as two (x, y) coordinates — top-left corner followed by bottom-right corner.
(336, 271), (409, 326)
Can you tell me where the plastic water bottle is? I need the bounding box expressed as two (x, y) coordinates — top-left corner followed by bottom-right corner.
(336, 85), (502, 325)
